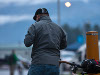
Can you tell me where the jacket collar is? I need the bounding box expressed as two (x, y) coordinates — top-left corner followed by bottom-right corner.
(40, 15), (52, 21)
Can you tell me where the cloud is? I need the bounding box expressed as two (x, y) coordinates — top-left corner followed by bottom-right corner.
(0, 15), (57, 25)
(0, 0), (90, 7)
(0, 15), (32, 25)
(64, 0), (89, 3)
(82, 0), (89, 3)
(0, 0), (57, 6)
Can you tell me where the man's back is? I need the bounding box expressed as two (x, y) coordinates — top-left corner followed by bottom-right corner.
(24, 15), (67, 66)
(24, 8), (67, 75)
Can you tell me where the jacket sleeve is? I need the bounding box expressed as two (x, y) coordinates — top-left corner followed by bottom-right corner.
(24, 24), (35, 47)
(60, 30), (67, 49)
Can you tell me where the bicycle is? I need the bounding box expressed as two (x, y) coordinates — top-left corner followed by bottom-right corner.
(59, 59), (100, 75)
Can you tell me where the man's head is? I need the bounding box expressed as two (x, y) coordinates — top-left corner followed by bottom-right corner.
(33, 8), (49, 21)
(12, 49), (15, 54)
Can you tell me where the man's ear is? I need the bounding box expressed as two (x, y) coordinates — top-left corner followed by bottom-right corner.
(36, 15), (40, 19)
(36, 15), (38, 21)
(36, 15), (38, 18)
(38, 15), (40, 18)
(36, 15), (40, 21)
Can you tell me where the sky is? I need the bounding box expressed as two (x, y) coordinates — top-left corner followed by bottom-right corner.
(0, 0), (100, 44)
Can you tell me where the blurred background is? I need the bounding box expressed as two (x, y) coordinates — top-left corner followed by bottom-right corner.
(0, 0), (100, 75)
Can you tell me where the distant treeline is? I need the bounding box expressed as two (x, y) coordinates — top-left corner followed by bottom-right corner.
(62, 22), (100, 45)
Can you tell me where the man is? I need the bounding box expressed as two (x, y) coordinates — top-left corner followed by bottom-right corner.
(8, 50), (18, 75)
(24, 8), (67, 75)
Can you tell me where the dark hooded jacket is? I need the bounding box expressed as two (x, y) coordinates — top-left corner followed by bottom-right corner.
(24, 15), (67, 66)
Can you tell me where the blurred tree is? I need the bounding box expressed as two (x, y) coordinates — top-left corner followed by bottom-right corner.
(94, 24), (99, 31)
(72, 27), (82, 42)
(84, 22), (91, 32)
(94, 24), (100, 40)
(62, 23), (100, 45)
(62, 24), (71, 45)
(62, 24), (82, 45)
(62, 24), (70, 32)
